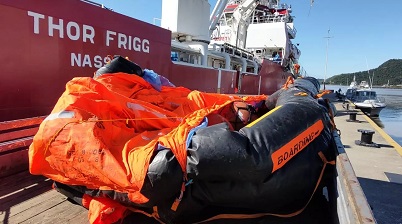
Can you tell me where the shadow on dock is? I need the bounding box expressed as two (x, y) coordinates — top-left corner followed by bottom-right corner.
(358, 177), (402, 224)
(335, 111), (369, 124)
(0, 172), (52, 224)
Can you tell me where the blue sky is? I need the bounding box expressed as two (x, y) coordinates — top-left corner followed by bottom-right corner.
(96, 0), (402, 79)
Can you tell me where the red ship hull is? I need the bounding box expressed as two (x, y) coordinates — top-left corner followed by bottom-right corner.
(0, 0), (290, 122)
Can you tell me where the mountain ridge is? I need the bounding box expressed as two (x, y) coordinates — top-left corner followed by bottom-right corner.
(326, 59), (402, 86)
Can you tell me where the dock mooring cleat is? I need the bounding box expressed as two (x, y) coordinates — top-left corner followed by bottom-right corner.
(355, 129), (379, 148)
(346, 111), (360, 123)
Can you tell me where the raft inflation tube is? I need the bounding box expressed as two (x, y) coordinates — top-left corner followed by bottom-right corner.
(36, 59), (336, 223)
(178, 77), (337, 223)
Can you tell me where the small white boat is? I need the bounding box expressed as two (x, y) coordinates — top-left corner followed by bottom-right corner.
(345, 78), (386, 117)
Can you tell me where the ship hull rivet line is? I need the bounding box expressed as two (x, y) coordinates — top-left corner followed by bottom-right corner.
(355, 129), (379, 148)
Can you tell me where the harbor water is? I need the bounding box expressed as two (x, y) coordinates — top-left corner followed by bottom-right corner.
(325, 85), (402, 146)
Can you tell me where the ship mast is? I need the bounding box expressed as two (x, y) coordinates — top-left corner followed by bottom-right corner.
(324, 28), (333, 89)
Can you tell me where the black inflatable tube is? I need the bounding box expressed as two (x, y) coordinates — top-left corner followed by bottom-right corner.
(183, 77), (335, 218)
(94, 55), (143, 78)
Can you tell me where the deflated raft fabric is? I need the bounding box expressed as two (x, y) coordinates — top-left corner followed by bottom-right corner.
(29, 72), (337, 224)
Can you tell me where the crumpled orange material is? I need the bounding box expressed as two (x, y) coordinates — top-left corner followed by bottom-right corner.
(87, 196), (128, 224)
(29, 73), (267, 207)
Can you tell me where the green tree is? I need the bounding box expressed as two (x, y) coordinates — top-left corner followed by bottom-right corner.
(327, 59), (402, 86)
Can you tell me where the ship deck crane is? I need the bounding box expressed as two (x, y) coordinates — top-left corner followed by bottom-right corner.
(210, 0), (260, 49)
(209, 0), (230, 36)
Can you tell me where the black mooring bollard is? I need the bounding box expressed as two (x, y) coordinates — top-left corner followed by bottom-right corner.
(349, 112), (357, 121)
(358, 129), (375, 144)
(355, 129), (379, 148)
(346, 111), (359, 122)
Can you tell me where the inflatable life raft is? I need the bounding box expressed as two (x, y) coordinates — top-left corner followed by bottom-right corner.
(29, 57), (337, 224)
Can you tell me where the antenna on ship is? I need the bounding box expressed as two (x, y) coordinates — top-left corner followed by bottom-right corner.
(323, 28), (333, 90)
(365, 56), (374, 89)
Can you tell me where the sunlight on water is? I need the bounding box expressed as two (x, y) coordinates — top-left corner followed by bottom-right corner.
(325, 85), (402, 146)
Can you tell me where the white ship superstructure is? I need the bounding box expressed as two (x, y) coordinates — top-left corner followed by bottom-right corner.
(210, 0), (302, 74)
(162, 0), (303, 76)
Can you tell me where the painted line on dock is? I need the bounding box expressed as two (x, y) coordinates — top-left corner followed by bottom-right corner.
(362, 113), (402, 156)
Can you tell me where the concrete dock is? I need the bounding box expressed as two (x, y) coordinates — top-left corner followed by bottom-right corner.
(333, 102), (402, 224)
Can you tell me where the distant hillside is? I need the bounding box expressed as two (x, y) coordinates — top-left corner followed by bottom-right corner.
(327, 59), (402, 86)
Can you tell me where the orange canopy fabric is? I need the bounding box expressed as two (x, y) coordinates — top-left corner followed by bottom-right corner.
(29, 73), (267, 205)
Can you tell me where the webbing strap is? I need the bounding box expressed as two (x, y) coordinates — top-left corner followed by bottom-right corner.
(127, 206), (165, 224)
(315, 90), (332, 98)
(194, 151), (335, 224)
(171, 181), (186, 211)
(282, 76), (294, 90)
(294, 92), (308, 96)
